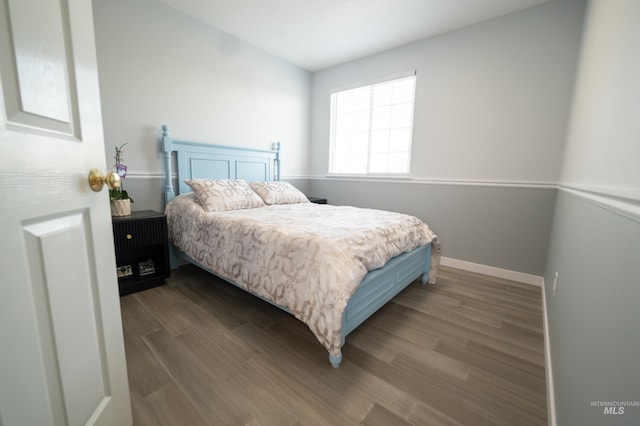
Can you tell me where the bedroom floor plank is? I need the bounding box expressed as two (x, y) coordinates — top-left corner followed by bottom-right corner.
(235, 321), (400, 422)
(129, 386), (161, 426)
(365, 304), (468, 347)
(240, 356), (358, 425)
(347, 322), (438, 364)
(270, 320), (422, 419)
(132, 286), (194, 336)
(389, 346), (546, 425)
(408, 400), (464, 426)
(120, 298), (174, 398)
(144, 328), (300, 425)
(169, 278), (250, 330)
(347, 346), (506, 426)
(121, 265), (547, 425)
(361, 403), (413, 426)
(169, 294), (261, 364)
(399, 302), (545, 357)
(144, 383), (210, 426)
(465, 368), (547, 418)
(434, 269), (542, 305)
(434, 340), (547, 394)
(434, 287), (544, 327)
(431, 280), (543, 313)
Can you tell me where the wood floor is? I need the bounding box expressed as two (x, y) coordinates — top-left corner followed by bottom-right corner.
(120, 264), (547, 425)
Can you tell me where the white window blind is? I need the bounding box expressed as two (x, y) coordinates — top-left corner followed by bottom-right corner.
(329, 74), (416, 175)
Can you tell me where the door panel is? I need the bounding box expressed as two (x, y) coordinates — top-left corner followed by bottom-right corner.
(23, 211), (108, 425)
(1, 0), (78, 136)
(0, 0), (131, 424)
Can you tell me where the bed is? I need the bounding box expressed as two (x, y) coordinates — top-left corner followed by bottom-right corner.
(161, 125), (440, 367)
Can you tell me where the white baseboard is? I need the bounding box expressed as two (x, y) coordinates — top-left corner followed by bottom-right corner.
(440, 257), (543, 287)
(541, 279), (557, 426)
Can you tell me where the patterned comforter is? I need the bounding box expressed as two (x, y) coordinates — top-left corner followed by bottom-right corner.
(165, 193), (440, 356)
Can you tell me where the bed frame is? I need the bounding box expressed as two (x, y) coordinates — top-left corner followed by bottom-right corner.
(161, 124), (433, 367)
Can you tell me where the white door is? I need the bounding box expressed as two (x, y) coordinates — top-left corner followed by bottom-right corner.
(0, 0), (131, 425)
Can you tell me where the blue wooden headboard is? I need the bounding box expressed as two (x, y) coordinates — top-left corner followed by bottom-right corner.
(161, 124), (280, 205)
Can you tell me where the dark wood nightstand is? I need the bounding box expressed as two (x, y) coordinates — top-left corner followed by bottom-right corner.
(307, 197), (327, 204)
(112, 210), (170, 296)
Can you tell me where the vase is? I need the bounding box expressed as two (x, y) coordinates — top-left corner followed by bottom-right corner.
(111, 199), (131, 217)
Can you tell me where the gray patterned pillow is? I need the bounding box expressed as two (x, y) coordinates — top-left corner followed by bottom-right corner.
(249, 181), (309, 205)
(185, 179), (265, 211)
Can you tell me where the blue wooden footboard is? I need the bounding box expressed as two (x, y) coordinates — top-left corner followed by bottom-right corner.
(331, 244), (432, 367)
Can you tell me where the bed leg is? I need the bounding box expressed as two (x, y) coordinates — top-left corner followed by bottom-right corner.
(421, 272), (429, 285)
(329, 351), (342, 368)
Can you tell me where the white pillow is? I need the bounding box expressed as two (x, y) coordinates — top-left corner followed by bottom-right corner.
(249, 181), (309, 205)
(185, 179), (265, 211)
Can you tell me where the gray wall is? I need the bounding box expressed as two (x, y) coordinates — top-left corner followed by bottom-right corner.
(309, 179), (555, 276)
(92, 0), (310, 212)
(545, 193), (640, 425)
(309, 0), (585, 275)
(545, 1), (640, 424)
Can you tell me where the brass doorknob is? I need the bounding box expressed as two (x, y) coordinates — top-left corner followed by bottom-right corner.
(88, 168), (121, 192)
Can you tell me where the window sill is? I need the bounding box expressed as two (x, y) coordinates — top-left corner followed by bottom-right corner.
(323, 174), (413, 182)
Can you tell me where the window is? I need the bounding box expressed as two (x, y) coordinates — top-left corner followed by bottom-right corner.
(329, 73), (416, 175)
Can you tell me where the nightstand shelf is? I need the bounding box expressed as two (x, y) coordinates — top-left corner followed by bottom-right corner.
(112, 210), (170, 296)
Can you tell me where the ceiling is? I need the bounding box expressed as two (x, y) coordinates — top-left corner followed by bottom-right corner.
(155, 0), (552, 71)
